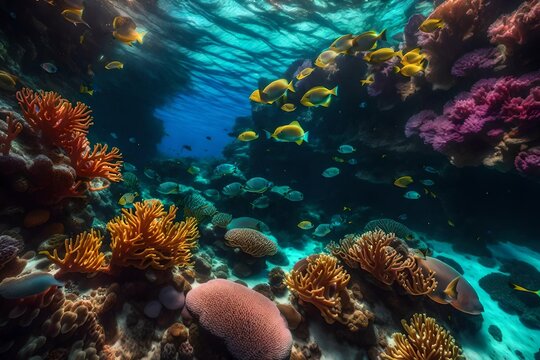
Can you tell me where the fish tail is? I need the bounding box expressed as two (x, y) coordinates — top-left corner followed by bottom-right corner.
(379, 28), (387, 41)
(137, 31), (147, 44)
(393, 66), (401, 74)
(88, 90), (94, 96)
(303, 131), (309, 143)
(331, 86), (338, 96)
(264, 130), (272, 139)
(287, 80), (295, 93)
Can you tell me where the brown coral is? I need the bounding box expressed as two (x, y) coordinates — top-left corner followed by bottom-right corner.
(107, 200), (199, 270)
(224, 228), (277, 257)
(380, 313), (464, 360)
(0, 116), (22, 155)
(39, 229), (107, 273)
(397, 258), (437, 296)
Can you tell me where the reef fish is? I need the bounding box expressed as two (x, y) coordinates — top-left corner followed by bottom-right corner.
(112, 16), (146, 46)
(363, 48), (402, 64)
(156, 182), (181, 195)
(214, 163), (238, 177)
(226, 217), (270, 233)
(222, 182), (243, 197)
(322, 167), (340, 178)
(244, 177), (273, 193)
(251, 195), (270, 209)
(105, 61), (124, 70)
(300, 86), (338, 107)
(315, 49), (339, 68)
(313, 224), (332, 237)
(360, 74), (374, 86)
(297, 221), (314, 230)
(393, 176), (413, 188)
(400, 48), (426, 65)
(420, 179), (434, 186)
(0, 70), (17, 90)
(347, 158), (358, 165)
(0, 272), (64, 299)
(419, 18), (445, 33)
(123, 162), (136, 172)
(270, 185), (292, 196)
(394, 63), (425, 77)
(403, 191), (421, 200)
(203, 189), (220, 201)
(265, 121), (309, 145)
(511, 283), (540, 297)
(260, 79), (294, 104)
(338, 145), (356, 154)
(423, 165), (439, 174)
(61, 8), (89, 27)
(329, 34), (355, 53)
(118, 192), (138, 206)
(187, 166), (200, 175)
(41, 62), (58, 74)
(237, 130), (259, 142)
(296, 67), (314, 80)
(281, 103), (296, 112)
(79, 84), (93, 96)
(144, 168), (159, 179)
(352, 29), (386, 52)
(283, 190), (304, 202)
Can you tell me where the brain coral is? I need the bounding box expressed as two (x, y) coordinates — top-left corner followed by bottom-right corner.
(224, 228), (277, 257)
(185, 279), (292, 360)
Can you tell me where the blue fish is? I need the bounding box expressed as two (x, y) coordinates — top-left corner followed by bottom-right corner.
(404, 191), (421, 200)
(398, 213), (408, 220)
(423, 165), (439, 174)
(420, 179), (434, 186)
(0, 272), (63, 299)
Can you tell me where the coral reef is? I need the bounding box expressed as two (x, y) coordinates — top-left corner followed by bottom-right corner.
(0, 116), (22, 155)
(450, 47), (506, 78)
(224, 228), (278, 257)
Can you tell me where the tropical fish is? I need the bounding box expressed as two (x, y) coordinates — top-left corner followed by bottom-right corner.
(261, 79), (294, 104)
(182, 145), (192, 151)
(394, 63), (425, 77)
(360, 74), (374, 86)
(296, 67), (314, 80)
(0, 70), (17, 90)
(156, 182), (181, 195)
(244, 177), (273, 193)
(352, 29), (386, 52)
(110, 132), (118, 139)
(105, 61), (124, 70)
(79, 84), (93, 96)
(338, 144), (356, 154)
(187, 166), (201, 175)
(41, 62), (58, 74)
(330, 214), (345, 227)
(144, 168), (159, 179)
(249, 89), (267, 104)
(281, 103), (296, 112)
(443, 276), (461, 301)
(423, 165), (439, 174)
(265, 120), (309, 145)
(129, 137), (137, 143)
(322, 167), (340, 178)
(347, 158), (358, 165)
(420, 179), (434, 186)
(227, 217), (270, 233)
(251, 195), (270, 209)
(333, 156), (345, 163)
(315, 49), (340, 68)
(222, 182), (244, 197)
(0, 272), (63, 299)
(404, 191), (421, 200)
(400, 48), (426, 65)
(118, 192), (138, 206)
(203, 189), (220, 201)
(61, 8), (89, 27)
(329, 34), (355, 53)
(270, 185), (292, 196)
(313, 224), (332, 237)
(113, 16), (146, 46)
(419, 18), (445, 33)
(283, 190), (304, 202)
(297, 220), (314, 230)
(393, 176), (413, 188)
(363, 48), (402, 64)
(237, 130), (259, 142)
(214, 163), (238, 177)
(511, 283), (540, 297)
(300, 86), (338, 107)
(124, 162), (137, 171)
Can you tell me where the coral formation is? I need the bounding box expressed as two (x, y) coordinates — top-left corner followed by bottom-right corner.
(450, 47), (506, 78)
(224, 228), (277, 257)
(0, 116), (22, 155)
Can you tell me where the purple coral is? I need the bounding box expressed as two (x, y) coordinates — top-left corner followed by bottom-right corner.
(0, 235), (22, 269)
(515, 147), (540, 176)
(451, 47), (506, 77)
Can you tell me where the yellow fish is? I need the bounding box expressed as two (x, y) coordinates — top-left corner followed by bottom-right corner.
(237, 130), (259, 142)
(360, 74), (374, 86)
(118, 192), (138, 206)
(296, 67), (314, 80)
(333, 156), (345, 163)
(79, 84), (94, 96)
(0, 70), (17, 90)
(400, 48), (426, 65)
(329, 34), (355, 53)
(300, 86), (338, 107)
(249, 89), (267, 104)
(511, 283), (540, 297)
(265, 120), (309, 145)
(363, 48), (402, 64)
(261, 79), (294, 104)
(112, 16), (146, 46)
(352, 29), (386, 52)
(61, 8), (90, 27)
(419, 18), (445, 33)
(297, 220), (314, 230)
(393, 175), (413, 188)
(105, 61), (124, 70)
(281, 103), (296, 112)
(112, 16), (137, 30)
(315, 49), (340, 68)
(394, 63), (425, 77)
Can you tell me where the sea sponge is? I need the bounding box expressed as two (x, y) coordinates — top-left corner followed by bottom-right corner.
(107, 200), (199, 270)
(224, 228), (277, 257)
(185, 279), (292, 360)
(380, 313), (463, 360)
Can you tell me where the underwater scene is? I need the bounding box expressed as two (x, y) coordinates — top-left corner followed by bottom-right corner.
(0, 0), (539, 359)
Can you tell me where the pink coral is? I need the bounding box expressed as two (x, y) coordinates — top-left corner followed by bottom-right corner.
(185, 279), (292, 360)
(451, 47), (506, 77)
(515, 147), (540, 176)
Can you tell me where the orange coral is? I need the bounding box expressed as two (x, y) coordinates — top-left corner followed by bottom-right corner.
(107, 200), (199, 270)
(397, 258), (437, 296)
(0, 116), (23, 155)
(39, 229), (107, 273)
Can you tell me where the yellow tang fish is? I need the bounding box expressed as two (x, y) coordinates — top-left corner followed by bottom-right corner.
(249, 89), (267, 104)
(0, 70), (17, 90)
(419, 18), (445, 33)
(511, 283), (540, 297)
(393, 175), (413, 188)
(105, 61), (124, 70)
(112, 16), (146, 46)
(281, 103), (296, 112)
(394, 63), (425, 77)
(329, 34), (355, 53)
(400, 47), (426, 65)
(265, 120), (309, 145)
(261, 79), (294, 104)
(118, 192), (138, 206)
(61, 8), (90, 28)
(352, 29), (386, 52)
(360, 74), (374, 86)
(237, 130), (259, 142)
(297, 220), (314, 230)
(79, 84), (94, 96)
(315, 49), (340, 68)
(301, 86), (338, 108)
(363, 48), (402, 64)
(296, 67), (314, 80)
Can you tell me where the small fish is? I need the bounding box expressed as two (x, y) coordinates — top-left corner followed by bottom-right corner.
(206, 136), (212, 140)
(360, 74), (374, 86)
(315, 49), (340, 68)
(394, 62), (425, 77)
(222, 182), (243, 197)
(448, 220), (455, 227)
(118, 192), (138, 206)
(249, 89), (267, 104)
(296, 67), (314, 80)
(329, 34), (355, 53)
(284, 190), (304, 202)
(0, 272), (63, 299)
(510, 283), (540, 297)
(203, 189), (220, 201)
(244, 177), (273, 193)
(41, 62), (58, 74)
(322, 167), (340, 178)
(281, 103), (296, 112)
(144, 168), (159, 179)
(443, 276), (460, 301)
(270, 185), (292, 196)
(251, 195), (270, 209)
(112, 16), (146, 46)
(398, 213), (408, 221)
(394, 176), (413, 188)
(214, 163), (238, 177)
(110, 132), (118, 139)
(423, 165), (439, 174)
(123, 162), (136, 171)
(0, 70), (17, 90)
(265, 120), (309, 145)
(105, 61), (124, 70)
(338, 144), (356, 154)
(297, 220), (314, 230)
(187, 166), (201, 175)
(400, 48), (426, 65)
(347, 158), (358, 165)
(79, 84), (93, 96)
(420, 179), (434, 186)
(313, 224), (332, 237)
(333, 156), (345, 163)
(61, 8), (90, 27)
(419, 18), (445, 33)
(261, 79), (294, 104)
(363, 48), (402, 64)
(300, 86), (338, 107)
(330, 214), (345, 227)
(156, 182), (181, 195)
(237, 130), (259, 142)
(404, 191), (421, 200)
(343, 206), (351, 211)
(129, 137), (137, 143)
(352, 29), (386, 52)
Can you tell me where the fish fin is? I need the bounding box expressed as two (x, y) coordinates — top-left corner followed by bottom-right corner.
(295, 139), (303, 145)
(379, 29), (387, 41)
(137, 31), (147, 44)
(289, 120), (301, 127)
(410, 47), (422, 54)
(88, 90), (94, 96)
(393, 66), (401, 74)
(331, 86), (338, 96)
(443, 276), (460, 301)
(321, 97), (332, 107)
(264, 130), (272, 139)
(303, 131), (309, 143)
(287, 80), (295, 93)
(395, 50), (403, 59)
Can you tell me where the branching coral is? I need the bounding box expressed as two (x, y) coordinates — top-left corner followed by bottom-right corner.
(107, 200), (199, 270)
(39, 229), (107, 273)
(397, 259), (438, 296)
(380, 313), (464, 360)
(0, 116), (22, 155)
